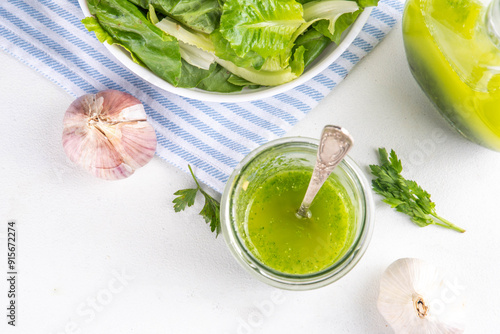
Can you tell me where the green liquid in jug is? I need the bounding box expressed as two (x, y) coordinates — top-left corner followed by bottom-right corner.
(403, 0), (500, 150)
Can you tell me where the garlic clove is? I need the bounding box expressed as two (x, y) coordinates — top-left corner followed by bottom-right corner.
(377, 258), (466, 334)
(62, 90), (157, 180)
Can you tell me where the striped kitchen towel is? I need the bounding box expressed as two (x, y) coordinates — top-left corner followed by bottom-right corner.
(0, 0), (403, 193)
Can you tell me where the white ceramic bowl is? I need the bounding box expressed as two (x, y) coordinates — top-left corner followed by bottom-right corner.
(79, 0), (371, 102)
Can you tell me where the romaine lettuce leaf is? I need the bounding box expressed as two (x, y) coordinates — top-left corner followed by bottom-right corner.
(196, 65), (243, 92)
(210, 29), (265, 70)
(86, 0), (182, 86)
(293, 28), (331, 67)
(357, 0), (379, 7)
(155, 17), (215, 52)
(259, 56), (285, 71)
(127, 0), (222, 34)
(83, 16), (148, 66)
(296, 0), (359, 39)
(147, 3), (161, 24)
(312, 0), (378, 44)
(313, 10), (361, 44)
(177, 60), (215, 88)
(227, 75), (259, 87)
(215, 45), (305, 86)
(156, 15), (268, 73)
(177, 42), (214, 70)
(155, 16), (219, 70)
(82, 17), (115, 45)
(219, 0), (305, 62)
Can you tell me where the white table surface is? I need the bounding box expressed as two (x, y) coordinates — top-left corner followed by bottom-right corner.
(1, 22), (500, 334)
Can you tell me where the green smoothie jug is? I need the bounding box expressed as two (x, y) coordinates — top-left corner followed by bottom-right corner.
(403, 0), (500, 151)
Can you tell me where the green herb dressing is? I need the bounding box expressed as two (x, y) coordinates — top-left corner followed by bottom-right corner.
(241, 170), (354, 275)
(403, 0), (500, 150)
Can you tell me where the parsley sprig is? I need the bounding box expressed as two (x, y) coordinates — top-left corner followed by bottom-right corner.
(173, 165), (221, 236)
(370, 148), (465, 233)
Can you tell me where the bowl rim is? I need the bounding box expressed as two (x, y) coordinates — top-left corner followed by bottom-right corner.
(220, 136), (375, 290)
(78, 0), (372, 103)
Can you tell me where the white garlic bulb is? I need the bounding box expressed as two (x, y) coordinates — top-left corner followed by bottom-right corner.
(62, 90), (157, 180)
(377, 258), (466, 334)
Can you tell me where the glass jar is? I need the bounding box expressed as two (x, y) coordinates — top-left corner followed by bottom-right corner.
(220, 137), (374, 290)
(403, 0), (500, 151)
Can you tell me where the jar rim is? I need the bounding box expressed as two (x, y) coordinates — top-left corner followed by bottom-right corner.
(221, 136), (375, 290)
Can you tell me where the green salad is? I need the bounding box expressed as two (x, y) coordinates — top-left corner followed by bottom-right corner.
(83, 0), (378, 93)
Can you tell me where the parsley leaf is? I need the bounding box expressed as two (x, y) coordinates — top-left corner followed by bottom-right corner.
(173, 165), (221, 236)
(173, 188), (198, 212)
(370, 148), (465, 233)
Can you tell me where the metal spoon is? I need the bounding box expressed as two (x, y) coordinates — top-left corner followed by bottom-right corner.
(296, 125), (354, 219)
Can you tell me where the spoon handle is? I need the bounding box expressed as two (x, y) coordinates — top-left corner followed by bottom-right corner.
(297, 126), (354, 218)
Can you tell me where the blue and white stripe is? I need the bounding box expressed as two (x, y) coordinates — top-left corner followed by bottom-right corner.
(0, 0), (403, 192)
